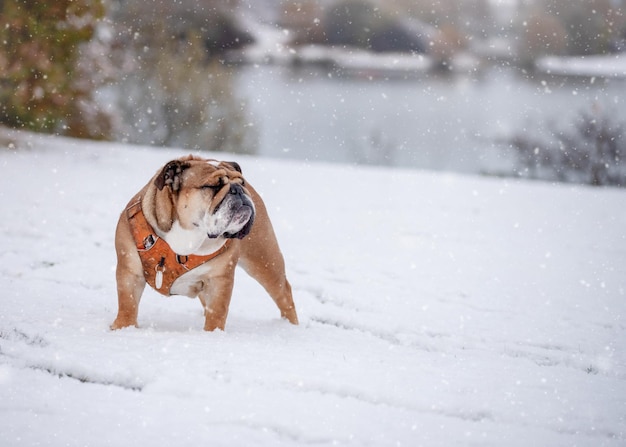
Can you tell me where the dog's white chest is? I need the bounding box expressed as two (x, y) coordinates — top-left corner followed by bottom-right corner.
(169, 263), (213, 297)
(160, 221), (207, 256)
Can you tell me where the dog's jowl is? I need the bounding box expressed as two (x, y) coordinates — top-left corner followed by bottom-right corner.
(112, 155), (298, 331)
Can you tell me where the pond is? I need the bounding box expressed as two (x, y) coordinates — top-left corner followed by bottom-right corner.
(236, 63), (626, 175)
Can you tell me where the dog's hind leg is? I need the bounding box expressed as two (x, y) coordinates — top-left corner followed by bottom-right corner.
(236, 183), (299, 325)
(239, 243), (299, 325)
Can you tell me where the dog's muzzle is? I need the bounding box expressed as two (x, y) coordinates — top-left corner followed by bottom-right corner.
(212, 184), (255, 240)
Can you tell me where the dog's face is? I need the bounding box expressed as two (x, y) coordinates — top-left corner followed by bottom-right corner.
(153, 157), (255, 240)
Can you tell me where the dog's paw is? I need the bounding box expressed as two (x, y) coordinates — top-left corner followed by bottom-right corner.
(110, 318), (138, 330)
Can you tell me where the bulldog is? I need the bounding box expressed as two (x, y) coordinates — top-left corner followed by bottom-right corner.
(111, 155), (298, 331)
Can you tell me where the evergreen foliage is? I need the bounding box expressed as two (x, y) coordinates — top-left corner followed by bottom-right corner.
(0, 0), (110, 139)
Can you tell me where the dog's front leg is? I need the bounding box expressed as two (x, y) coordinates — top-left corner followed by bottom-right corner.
(111, 270), (145, 330)
(198, 274), (235, 331)
(112, 211), (147, 330)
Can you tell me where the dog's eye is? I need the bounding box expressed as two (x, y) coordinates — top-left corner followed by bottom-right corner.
(201, 177), (226, 191)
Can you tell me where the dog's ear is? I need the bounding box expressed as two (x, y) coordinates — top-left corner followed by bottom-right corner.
(152, 160), (189, 232)
(155, 160), (189, 192)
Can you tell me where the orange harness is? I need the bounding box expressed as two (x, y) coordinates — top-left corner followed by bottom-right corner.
(126, 200), (231, 296)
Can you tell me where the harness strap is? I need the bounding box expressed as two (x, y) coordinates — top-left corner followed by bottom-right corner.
(126, 199), (231, 296)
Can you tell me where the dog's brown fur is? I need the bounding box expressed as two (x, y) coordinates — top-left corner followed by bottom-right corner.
(111, 155), (298, 331)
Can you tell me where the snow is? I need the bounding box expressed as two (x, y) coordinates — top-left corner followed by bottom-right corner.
(1, 130), (625, 446)
(535, 53), (626, 79)
(289, 45), (433, 74)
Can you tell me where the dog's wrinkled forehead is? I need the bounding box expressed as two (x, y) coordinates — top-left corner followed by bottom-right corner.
(155, 158), (244, 192)
(196, 161), (245, 187)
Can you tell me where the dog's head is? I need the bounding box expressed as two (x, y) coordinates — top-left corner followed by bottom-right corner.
(152, 155), (255, 240)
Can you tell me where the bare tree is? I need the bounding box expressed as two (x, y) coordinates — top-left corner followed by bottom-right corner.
(521, 0), (626, 56)
(111, 23), (257, 154)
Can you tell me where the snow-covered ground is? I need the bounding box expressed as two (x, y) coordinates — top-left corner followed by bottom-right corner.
(1, 130), (625, 446)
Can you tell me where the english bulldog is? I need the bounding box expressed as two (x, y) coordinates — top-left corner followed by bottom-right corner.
(111, 155), (298, 331)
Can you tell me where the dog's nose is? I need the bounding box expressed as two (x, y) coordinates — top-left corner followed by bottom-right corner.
(229, 183), (242, 195)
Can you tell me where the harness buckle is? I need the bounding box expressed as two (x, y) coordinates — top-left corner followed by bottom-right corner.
(143, 234), (156, 250)
(155, 257), (165, 290)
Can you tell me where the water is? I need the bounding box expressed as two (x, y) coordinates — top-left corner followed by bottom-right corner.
(236, 64), (626, 175)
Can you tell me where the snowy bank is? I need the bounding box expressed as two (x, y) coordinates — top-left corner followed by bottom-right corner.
(0, 130), (625, 446)
(229, 16), (480, 77)
(536, 53), (626, 78)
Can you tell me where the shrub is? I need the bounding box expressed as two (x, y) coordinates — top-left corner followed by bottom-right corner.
(503, 106), (626, 187)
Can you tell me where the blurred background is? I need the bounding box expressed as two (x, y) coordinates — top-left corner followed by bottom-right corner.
(1, 0), (625, 186)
